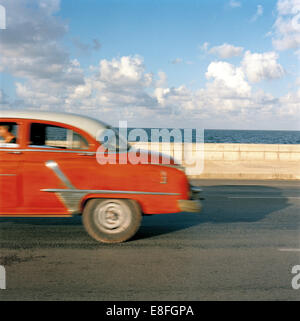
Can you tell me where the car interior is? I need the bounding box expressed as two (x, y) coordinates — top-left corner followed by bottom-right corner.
(29, 123), (88, 150)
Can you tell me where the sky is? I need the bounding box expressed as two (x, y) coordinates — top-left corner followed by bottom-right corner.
(0, 0), (299, 130)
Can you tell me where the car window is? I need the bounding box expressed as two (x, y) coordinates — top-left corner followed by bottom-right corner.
(0, 122), (19, 147)
(29, 123), (89, 150)
(72, 131), (89, 149)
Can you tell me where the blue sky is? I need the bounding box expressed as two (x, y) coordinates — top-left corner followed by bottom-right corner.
(60, 1), (278, 81)
(61, 0), (296, 93)
(0, 0), (299, 129)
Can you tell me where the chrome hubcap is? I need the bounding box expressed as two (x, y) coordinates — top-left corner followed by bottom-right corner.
(94, 201), (131, 234)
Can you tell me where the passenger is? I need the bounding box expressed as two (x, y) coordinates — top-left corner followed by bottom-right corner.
(0, 124), (17, 144)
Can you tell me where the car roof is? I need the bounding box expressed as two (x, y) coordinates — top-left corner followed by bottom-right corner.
(0, 110), (108, 140)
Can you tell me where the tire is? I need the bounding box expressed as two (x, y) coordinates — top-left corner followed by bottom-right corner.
(82, 198), (142, 243)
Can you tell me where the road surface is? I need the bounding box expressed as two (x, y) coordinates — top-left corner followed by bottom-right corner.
(0, 180), (299, 300)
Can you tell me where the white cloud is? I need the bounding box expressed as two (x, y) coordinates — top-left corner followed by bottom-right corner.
(209, 43), (244, 59)
(65, 55), (157, 113)
(278, 88), (300, 115)
(0, 0), (84, 86)
(242, 51), (285, 82)
(206, 61), (251, 96)
(99, 55), (152, 87)
(272, 0), (300, 50)
(277, 0), (300, 15)
(156, 71), (168, 88)
(1, 0), (299, 128)
(11, 51), (300, 128)
(0, 0), (83, 111)
(229, 0), (241, 8)
(16, 82), (64, 110)
(251, 5), (263, 22)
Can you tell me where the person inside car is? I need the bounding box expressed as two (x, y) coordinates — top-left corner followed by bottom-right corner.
(0, 124), (17, 144)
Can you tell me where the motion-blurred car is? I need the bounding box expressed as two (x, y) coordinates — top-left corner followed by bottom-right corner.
(0, 111), (202, 243)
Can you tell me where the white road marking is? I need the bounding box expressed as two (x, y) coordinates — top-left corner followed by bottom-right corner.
(227, 196), (300, 199)
(278, 249), (300, 252)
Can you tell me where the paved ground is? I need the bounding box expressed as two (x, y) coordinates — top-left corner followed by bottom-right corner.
(0, 180), (299, 301)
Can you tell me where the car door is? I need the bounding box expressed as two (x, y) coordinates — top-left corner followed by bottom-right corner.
(0, 120), (24, 214)
(22, 120), (91, 215)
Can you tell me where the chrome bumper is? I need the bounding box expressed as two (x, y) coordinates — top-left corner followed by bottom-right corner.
(178, 199), (202, 213)
(189, 185), (202, 199)
(177, 184), (203, 213)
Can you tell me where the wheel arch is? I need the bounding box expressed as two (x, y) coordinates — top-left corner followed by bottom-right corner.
(80, 195), (143, 215)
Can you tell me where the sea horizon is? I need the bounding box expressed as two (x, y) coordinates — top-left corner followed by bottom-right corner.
(120, 128), (300, 144)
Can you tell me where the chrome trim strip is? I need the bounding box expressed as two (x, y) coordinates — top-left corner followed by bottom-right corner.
(44, 160), (83, 213)
(45, 160), (75, 189)
(151, 163), (186, 172)
(0, 148), (96, 154)
(41, 188), (180, 196)
(54, 191), (87, 214)
(0, 174), (16, 176)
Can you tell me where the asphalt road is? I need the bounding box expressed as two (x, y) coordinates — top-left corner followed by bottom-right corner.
(0, 180), (299, 301)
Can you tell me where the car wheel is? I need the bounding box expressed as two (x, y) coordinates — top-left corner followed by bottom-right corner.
(82, 198), (142, 243)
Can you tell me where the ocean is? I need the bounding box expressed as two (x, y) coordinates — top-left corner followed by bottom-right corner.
(124, 128), (300, 144)
(47, 127), (300, 145)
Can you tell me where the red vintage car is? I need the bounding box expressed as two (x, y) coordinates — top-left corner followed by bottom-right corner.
(0, 111), (202, 243)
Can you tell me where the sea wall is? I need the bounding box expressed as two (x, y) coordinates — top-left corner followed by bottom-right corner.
(131, 142), (300, 180)
(46, 140), (300, 180)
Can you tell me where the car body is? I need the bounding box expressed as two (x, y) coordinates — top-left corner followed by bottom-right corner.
(0, 111), (202, 242)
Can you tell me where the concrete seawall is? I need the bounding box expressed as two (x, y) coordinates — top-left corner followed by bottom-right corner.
(131, 142), (300, 180)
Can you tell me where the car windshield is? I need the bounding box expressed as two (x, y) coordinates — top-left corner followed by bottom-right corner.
(97, 126), (131, 153)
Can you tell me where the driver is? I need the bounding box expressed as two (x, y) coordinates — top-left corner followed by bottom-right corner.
(0, 124), (17, 144)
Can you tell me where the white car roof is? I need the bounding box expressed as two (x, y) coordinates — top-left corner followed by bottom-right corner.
(0, 110), (108, 140)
